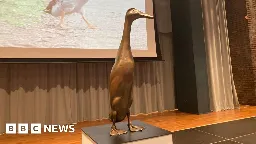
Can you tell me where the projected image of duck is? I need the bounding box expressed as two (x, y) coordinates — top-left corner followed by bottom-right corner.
(0, 0), (153, 50)
(44, 0), (96, 28)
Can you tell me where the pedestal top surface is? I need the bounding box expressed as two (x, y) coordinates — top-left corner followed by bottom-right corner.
(81, 120), (172, 144)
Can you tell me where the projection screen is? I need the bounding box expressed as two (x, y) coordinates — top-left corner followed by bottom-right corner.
(0, 0), (156, 58)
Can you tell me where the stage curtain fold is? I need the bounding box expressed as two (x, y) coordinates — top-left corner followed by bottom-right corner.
(202, 0), (240, 111)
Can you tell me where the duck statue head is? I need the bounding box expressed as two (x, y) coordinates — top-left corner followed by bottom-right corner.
(125, 8), (154, 22)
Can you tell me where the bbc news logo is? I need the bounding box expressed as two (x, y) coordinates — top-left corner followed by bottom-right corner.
(6, 123), (75, 134)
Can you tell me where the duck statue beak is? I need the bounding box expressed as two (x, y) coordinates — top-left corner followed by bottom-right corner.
(139, 12), (154, 19)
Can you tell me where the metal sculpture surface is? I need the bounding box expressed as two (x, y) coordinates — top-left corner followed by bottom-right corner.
(109, 8), (154, 136)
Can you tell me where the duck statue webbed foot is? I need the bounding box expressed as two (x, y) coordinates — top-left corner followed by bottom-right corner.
(128, 123), (144, 132)
(110, 125), (127, 136)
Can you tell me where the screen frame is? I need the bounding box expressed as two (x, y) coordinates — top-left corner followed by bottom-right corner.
(0, 0), (162, 63)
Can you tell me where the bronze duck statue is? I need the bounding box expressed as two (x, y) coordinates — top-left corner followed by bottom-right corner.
(109, 8), (154, 136)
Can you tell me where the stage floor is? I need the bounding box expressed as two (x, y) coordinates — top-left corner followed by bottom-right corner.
(0, 106), (255, 144)
(173, 116), (256, 144)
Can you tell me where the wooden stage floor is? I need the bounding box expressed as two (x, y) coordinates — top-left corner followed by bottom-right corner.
(0, 106), (255, 144)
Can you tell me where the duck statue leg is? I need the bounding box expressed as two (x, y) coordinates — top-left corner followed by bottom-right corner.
(109, 110), (127, 136)
(127, 110), (144, 132)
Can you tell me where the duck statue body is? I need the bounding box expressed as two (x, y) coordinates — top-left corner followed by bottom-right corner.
(109, 8), (154, 136)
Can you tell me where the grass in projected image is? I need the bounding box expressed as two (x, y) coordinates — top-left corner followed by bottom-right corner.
(0, 0), (45, 26)
(0, 0), (148, 50)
